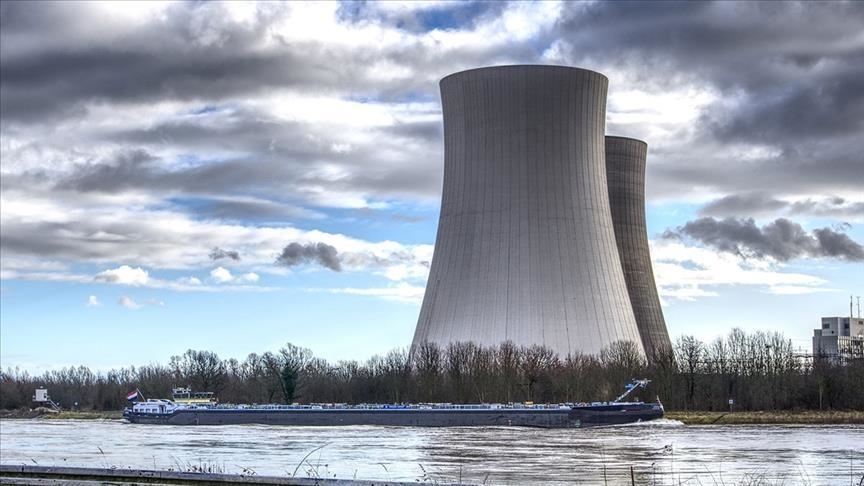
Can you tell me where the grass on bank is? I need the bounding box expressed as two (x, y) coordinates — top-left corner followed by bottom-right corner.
(664, 409), (864, 424)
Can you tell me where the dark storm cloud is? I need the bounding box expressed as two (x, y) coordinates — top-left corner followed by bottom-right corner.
(0, 0), (553, 126)
(788, 199), (864, 219)
(209, 247), (240, 261)
(699, 194), (864, 220)
(381, 120), (442, 142)
(46, 103), (444, 205)
(557, 2), (863, 91)
(0, 220), (121, 261)
(554, 1), (864, 204)
(813, 228), (864, 261)
(182, 197), (325, 222)
(709, 66), (864, 144)
(276, 242), (341, 271)
(0, 2), (458, 125)
(663, 217), (864, 262)
(650, 145), (864, 199)
(52, 148), (274, 199)
(0, 2), (344, 123)
(699, 194), (788, 218)
(57, 149), (160, 193)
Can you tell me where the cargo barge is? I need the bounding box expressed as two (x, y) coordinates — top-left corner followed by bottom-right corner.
(123, 380), (663, 428)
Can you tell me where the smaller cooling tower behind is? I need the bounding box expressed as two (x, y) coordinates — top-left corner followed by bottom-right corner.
(605, 136), (672, 359)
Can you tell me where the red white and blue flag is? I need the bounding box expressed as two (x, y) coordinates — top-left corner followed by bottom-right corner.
(126, 389), (140, 401)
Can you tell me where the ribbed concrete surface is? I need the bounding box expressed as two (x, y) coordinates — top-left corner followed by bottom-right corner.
(412, 65), (644, 358)
(605, 136), (672, 358)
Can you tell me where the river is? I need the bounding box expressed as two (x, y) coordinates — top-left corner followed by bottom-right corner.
(0, 419), (861, 485)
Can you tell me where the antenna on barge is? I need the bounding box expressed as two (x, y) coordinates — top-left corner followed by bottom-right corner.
(615, 379), (651, 403)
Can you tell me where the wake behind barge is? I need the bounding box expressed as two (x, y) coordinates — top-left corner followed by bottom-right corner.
(123, 380), (663, 428)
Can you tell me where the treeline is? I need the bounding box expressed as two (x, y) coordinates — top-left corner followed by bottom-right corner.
(1, 329), (861, 411)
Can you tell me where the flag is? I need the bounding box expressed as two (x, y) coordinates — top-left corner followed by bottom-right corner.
(126, 389), (140, 402)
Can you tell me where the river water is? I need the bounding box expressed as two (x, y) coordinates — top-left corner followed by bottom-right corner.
(0, 419), (861, 485)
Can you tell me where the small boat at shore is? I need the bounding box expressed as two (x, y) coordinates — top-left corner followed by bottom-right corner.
(123, 380), (663, 428)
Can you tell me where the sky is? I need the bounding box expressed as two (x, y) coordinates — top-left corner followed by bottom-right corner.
(1, 1), (863, 372)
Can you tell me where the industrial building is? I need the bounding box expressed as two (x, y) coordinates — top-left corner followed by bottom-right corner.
(812, 316), (864, 361)
(413, 65), (670, 359)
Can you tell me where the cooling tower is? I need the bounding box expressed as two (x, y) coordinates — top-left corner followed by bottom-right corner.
(605, 136), (672, 359)
(412, 65), (645, 358)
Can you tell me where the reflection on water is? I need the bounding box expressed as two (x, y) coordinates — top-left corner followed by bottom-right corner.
(0, 419), (861, 485)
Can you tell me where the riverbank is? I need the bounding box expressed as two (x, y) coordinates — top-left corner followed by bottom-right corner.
(0, 408), (122, 420)
(665, 409), (864, 425)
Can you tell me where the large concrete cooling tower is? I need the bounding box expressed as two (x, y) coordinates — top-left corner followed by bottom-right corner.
(412, 65), (645, 358)
(605, 136), (672, 358)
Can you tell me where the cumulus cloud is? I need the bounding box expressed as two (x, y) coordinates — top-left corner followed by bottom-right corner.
(699, 194), (789, 219)
(94, 265), (150, 285)
(276, 242), (341, 271)
(116, 295), (163, 309)
(210, 266), (234, 283)
(118, 296), (141, 309)
(662, 217), (864, 262)
(86, 295), (101, 307)
(208, 266), (259, 284)
(177, 276), (202, 286)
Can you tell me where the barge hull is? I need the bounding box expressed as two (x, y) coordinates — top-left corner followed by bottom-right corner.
(125, 404), (662, 428)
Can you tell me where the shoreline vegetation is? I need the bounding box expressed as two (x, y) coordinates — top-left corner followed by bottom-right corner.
(1, 408), (862, 425)
(3, 329), (862, 414)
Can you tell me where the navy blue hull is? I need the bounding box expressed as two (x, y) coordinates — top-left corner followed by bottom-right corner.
(124, 403), (662, 428)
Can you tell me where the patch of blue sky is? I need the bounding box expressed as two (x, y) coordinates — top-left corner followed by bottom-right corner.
(183, 104), (234, 117)
(675, 260), (705, 271)
(663, 284), (846, 352)
(344, 94), (374, 104)
(415, 2), (496, 32)
(396, 91), (440, 104)
(0, 279), (176, 369)
(334, 0), (366, 24)
(0, 273), (420, 370)
(644, 202), (701, 237)
(294, 205), (438, 245)
(336, 1), (496, 34)
(344, 91), (439, 106)
(166, 196), (226, 217)
(168, 153), (238, 171)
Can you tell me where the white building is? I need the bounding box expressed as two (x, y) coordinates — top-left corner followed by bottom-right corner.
(813, 316), (864, 361)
